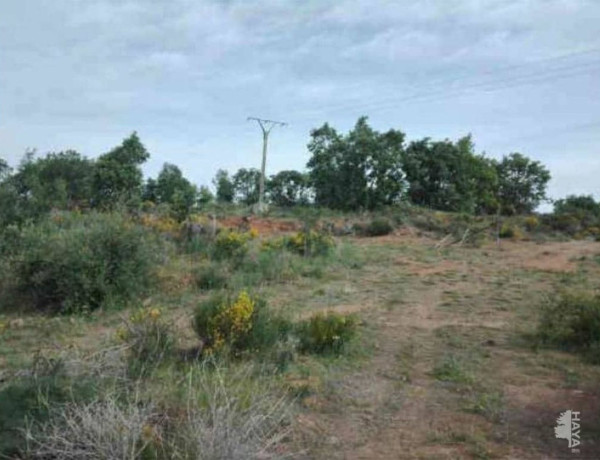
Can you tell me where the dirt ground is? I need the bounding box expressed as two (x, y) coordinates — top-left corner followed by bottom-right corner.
(293, 234), (600, 459)
(2, 228), (600, 459)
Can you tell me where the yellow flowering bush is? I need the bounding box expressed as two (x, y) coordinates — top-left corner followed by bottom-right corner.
(193, 290), (292, 356)
(139, 214), (180, 235)
(194, 291), (254, 354)
(213, 230), (252, 261)
(499, 222), (524, 240)
(285, 230), (334, 257)
(116, 307), (173, 375)
(524, 215), (540, 231)
(261, 236), (286, 251)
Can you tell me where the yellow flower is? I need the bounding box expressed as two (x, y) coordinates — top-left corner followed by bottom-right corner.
(115, 326), (128, 341)
(149, 308), (161, 320)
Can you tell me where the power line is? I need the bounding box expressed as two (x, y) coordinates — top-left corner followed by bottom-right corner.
(290, 50), (600, 123)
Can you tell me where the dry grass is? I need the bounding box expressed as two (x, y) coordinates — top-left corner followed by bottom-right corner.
(5, 222), (600, 459)
(23, 363), (297, 460)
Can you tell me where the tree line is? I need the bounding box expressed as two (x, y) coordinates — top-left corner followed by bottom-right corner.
(1, 116), (591, 229)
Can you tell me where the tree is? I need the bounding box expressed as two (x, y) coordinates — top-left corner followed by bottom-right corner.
(0, 150), (95, 225)
(553, 195), (600, 232)
(554, 195), (599, 216)
(0, 158), (10, 181)
(267, 170), (311, 206)
(232, 168), (261, 205)
(496, 153), (551, 214)
(153, 163), (198, 221)
(402, 135), (498, 214)
(197, 185), (214, 207)
(142, 178), (158, 203)
(307, 117), (405, 210)
(213, 169), (234, 203)
(92, 132), (150, 209)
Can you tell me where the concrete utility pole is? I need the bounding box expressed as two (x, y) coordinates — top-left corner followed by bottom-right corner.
(247, 117), (287, 213)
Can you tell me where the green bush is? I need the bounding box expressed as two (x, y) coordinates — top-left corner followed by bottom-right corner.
(6, 212), (162, 313)
(193, 263), (229, 290)
(296, 312), (358, 355)
(360, 218), (394, 237)
(193, 291), (291, 357)
(116, 307), (174, 376)
(538, 292), (600, 362)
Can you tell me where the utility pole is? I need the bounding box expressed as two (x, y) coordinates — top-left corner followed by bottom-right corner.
(247, 117), (287, 213)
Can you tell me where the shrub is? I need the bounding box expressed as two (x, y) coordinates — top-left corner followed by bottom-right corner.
(213, 230), (252, 263)
(524, 215), (540, 231)
(360, 218), (394, 237)
(25, 364), (296, 460)
(117, 307), (174, 376)
(286, 230), (334, 257)
(193, 263), (229, 290)
(167, 364), (294, 459)
(193, 291), (291, 356)
(296, 312), (358, 355)
(24, 395), (158, 460)
(235, 249), (298, 286)
(499, 222), (524, 239)
(538, 292), (600, 362)
(7, 212), (162, 313)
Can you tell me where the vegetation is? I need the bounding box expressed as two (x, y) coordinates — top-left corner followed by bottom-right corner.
(1, 212), (162, 313)
(1, 120), (600, 458)
(296, 312), (358, 355)
(538, 292), (600, 363)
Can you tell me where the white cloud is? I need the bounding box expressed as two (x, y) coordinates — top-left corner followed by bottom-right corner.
(0, 0), (599, 198)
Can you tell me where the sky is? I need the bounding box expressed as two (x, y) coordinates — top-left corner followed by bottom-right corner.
(1, 0), (599, 209)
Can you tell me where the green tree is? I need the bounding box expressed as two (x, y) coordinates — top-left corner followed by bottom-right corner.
(0, 150), (95, 226)
(402, 135), (498, 214)
(232, 168), (261, 205)
(0, 158), (9, 181)
(142, 178), (158, 203)
(496, 153), (551, 214)
(197, 185), (214, 207)
(92, 132), (150, 210)
(154, 163), (198, 221)
(267, 170), (311, 206)
(307, 117), (405, 210)
(554, 195), (599, 216)
(213, 169), (234, 203)
(552, 195), (600, 232)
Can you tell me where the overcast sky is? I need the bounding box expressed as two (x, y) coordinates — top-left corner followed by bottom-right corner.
(1, 0), (599, 208)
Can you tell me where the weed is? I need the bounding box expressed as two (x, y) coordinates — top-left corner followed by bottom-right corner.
(433, 355), (474, 384)
(465, 391), (505, 422)
(296, 312), (358, 355)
